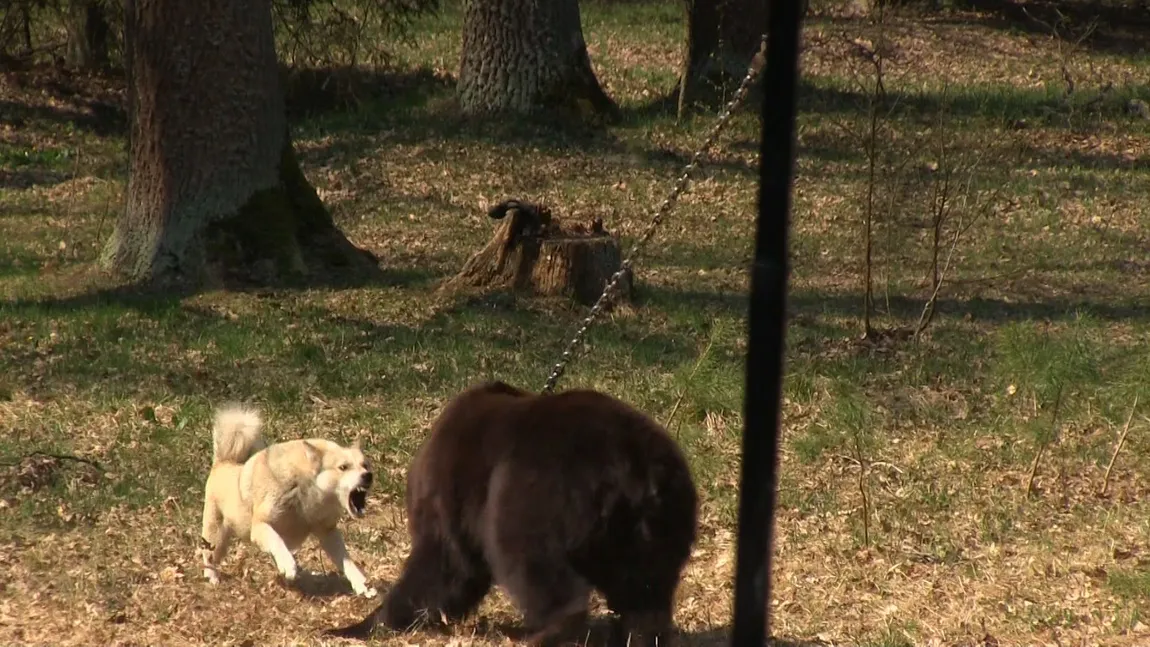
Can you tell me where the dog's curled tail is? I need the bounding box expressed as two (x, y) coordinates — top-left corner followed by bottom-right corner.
(211, 404), (265, 465)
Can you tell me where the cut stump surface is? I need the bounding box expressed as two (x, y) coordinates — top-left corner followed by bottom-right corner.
(442, 199), (633, 306)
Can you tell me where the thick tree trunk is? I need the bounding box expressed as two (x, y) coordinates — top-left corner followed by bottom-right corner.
(64, 0), (111, 70)
(457, 0), (619, 120)
(104, 0), (378, 285)
(676, 0), (769, 117)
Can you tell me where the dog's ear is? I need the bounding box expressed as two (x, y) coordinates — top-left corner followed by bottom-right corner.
(302, 440), (322, 467)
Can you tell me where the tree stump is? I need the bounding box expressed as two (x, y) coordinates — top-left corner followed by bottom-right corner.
(442, 199), (633, 306)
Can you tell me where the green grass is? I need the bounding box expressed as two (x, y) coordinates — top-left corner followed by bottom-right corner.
(3, 1), (1150, 646)
(0, 144), (75, 169)
(1109, 569), (1150, 602)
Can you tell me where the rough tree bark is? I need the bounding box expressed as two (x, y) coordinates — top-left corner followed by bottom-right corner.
(103, 0), (378, 285)
(64, 0), (111, 70)
(676, 0), (769, 117)
(457, 0), (619, 120)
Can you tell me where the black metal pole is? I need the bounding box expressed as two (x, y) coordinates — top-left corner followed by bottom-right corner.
(730, 1), (804, 646)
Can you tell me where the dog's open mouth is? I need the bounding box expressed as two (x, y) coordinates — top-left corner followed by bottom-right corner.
(348, 487), (368, 518)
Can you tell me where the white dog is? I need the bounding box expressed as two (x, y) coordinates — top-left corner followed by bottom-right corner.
(198, 404), (377, 597)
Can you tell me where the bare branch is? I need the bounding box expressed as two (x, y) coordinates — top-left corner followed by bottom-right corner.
(1100, 396), (1139, 497)
(1026, 385), (1064, 497)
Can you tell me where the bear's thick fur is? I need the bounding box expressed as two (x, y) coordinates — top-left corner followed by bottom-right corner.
(328, 380), (699, 646)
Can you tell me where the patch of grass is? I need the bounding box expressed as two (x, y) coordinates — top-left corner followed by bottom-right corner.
(993, 316), (1106, 406)
(791, 424), (840, 464)
(0, 144), (75, 170)
(858, 626), (917, 647)
(1108, 569), (1150, 602)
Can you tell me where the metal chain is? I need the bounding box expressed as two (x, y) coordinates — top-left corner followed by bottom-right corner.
(541, 35), (769, 394)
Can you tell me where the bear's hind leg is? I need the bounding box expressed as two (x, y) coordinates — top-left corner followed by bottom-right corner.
(328, 535), (491, 639)
(384, 535), (492, 631)
(491, 553), (591, 647)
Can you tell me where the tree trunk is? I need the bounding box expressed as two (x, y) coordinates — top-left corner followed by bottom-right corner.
(676, 0), (769, 117)
(104, 0), (379, 286)
(65, 0), (111, 70)
(23, 4), (35, 54)
(457, 0), (619, 120)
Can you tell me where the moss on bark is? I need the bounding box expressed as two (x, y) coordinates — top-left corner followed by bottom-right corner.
(203, 134), (380, 287)
(675, 0), (768, 117)
(106, 0), (377, 289)
(538, 43), (621, 124)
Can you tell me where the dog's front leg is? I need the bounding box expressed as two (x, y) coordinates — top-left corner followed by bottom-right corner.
(319, 529), (377, 598)
(251, 521), (300, 585)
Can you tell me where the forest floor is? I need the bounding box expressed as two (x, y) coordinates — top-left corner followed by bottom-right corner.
(3, 1), (1150, 645)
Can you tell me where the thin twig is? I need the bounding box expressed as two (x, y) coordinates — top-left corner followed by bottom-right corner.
(1100, 396), (1139, 497)
(1025, 445), (1046, 499)
(914, 105), (953, 337)
(913, 212), (962, 336)
(830, 452), (904, 475)
(912, 105), (1005, 338)
(913, 184), (1005, 337)
(852, 428), (871, 548)
(0, 451), (104, 471)
(1026, 385), (1063, 497)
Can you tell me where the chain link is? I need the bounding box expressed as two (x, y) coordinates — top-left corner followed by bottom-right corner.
(541, 35), (769, 394)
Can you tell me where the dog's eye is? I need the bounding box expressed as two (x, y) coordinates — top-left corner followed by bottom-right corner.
(339, 463), (350, 471)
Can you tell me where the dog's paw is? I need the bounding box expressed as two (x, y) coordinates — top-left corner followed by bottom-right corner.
(278, 566), (300, 585)
(355, 585), (378, 599)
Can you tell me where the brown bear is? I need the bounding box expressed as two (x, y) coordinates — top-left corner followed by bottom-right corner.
(326, 380), (699, 647)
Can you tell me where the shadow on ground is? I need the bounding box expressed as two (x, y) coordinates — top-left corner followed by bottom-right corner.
(792, 290), (1150, 324)
(0, 167), (74, 191)
(641, 284), (1150, 325)
(0, 97), (124, 136)
(948, 0), (1150, 55)
(318, 598), (827, 647)
(0, 262), (439, 313)
(295, 571), (376, 600)
(0, 276), (708, 399)
(289, 68), (763, 180)
(804, 0), (1150, 55)
(295, 69), (1144, 184)
(18, 47), (1138, 199)
(796, 77), (1146, 128)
